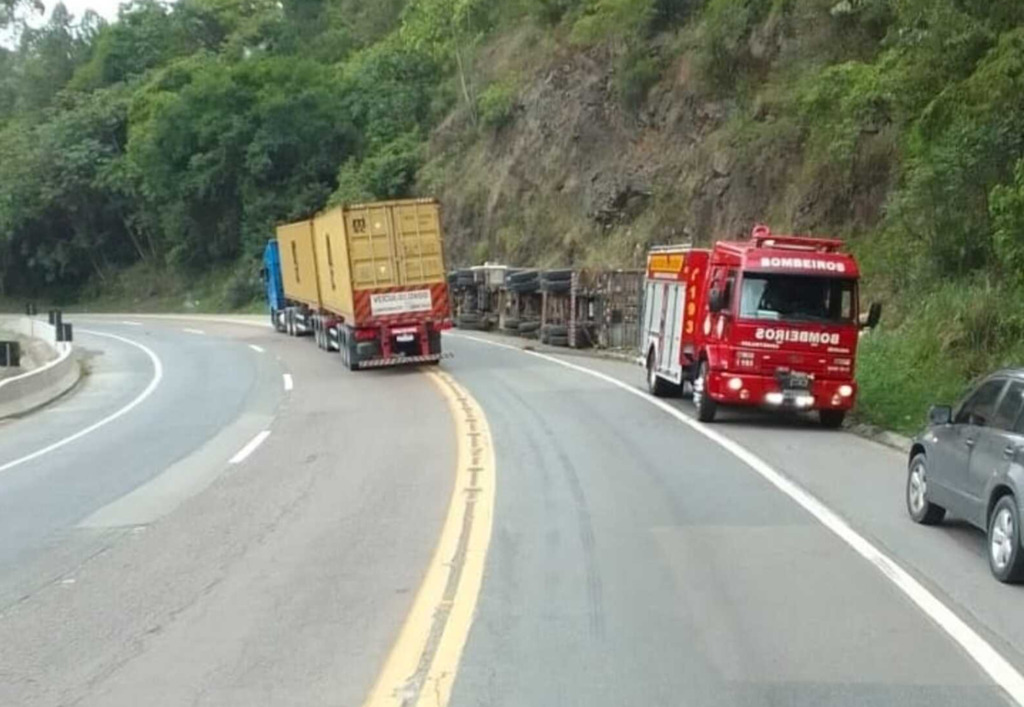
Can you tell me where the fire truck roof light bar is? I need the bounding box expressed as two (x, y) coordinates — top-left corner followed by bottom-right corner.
(750, 225), (843, 253)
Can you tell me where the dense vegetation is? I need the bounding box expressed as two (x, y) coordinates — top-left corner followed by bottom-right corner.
(3, 0), (1024, 430)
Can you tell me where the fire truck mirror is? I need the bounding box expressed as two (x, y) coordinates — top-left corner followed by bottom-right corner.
(862, 302), (882, 330)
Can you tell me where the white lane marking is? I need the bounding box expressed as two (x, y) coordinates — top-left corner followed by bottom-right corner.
(0, 330), (164, 475)
(229, 430), (270, 465)
(452, 333), (1024, 705)
(183, 328), (205, 335)
(282, 374), (293, 391)
(249, 345), (265, 354)
(120, 321), (142, 327)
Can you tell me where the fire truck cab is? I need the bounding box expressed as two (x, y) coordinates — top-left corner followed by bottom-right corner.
(641, 225), (881, 427)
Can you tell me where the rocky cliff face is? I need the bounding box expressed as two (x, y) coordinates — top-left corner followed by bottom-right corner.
(426, 27), (894, 269)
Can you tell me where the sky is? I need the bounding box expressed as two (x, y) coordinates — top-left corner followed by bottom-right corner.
(42, 0), (125, 23)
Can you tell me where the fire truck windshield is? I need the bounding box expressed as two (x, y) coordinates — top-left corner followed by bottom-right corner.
(739, 273), (855, 324)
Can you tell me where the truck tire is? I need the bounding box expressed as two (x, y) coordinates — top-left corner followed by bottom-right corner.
(646, 351), (679, 398)
(549, 334), (570, 347)
(271, 309), (285, 333)
(543, 269), (573, 282)
(546, 324), (568, 337)
(693, 360), (717, 422)
(518, 321), (541, 334)
(341, 335), (359, 372)
(502, 318), (520, 331)
(819, 410), (846, 429)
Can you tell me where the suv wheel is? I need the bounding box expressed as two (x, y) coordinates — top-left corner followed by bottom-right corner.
(906, 454), (945, 525)
(694, 361), (717, 423)
(989, 495), (1024, 583)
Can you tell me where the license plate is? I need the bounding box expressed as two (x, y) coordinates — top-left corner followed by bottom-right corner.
(396, 334), (415, 343)
(789, 373), (810, 389)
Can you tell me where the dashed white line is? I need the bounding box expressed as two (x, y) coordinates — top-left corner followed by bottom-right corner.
(183, 328), (205, 335)
(452, 332), (1024, 706)
(229, 430), (270, 465)
(120, 321), (142, 327)
(0, 330), (164, 475)
(249, 345), (265, 354)
(283, 373), (294, 391)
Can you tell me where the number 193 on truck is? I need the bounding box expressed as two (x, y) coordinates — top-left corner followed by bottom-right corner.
(641, 225), (882, 427)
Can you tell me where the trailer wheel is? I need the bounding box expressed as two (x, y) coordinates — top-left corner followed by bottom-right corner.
(646, 351), (679, 398)
(271, 309), (284, 333)
(694, 360), (717, 422)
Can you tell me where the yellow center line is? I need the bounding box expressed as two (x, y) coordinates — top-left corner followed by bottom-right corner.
(361, 370), (496, 707)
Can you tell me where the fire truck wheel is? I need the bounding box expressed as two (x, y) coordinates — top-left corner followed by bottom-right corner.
(819, 409), (846, 429)
(646, 352), (679, 398)
(694, 361), (717, 422)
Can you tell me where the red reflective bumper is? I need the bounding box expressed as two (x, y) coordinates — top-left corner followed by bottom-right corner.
(706, 371), (856, 411)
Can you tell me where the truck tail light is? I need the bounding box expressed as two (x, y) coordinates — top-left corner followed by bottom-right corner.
(354, 328), (378, 341)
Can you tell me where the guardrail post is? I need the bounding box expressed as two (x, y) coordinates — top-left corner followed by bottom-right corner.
(0, 341), (20, 367)
(62, 323), (73, 343)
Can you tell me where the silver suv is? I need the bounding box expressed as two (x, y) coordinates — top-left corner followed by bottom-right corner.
(907, 371), (1024, 582)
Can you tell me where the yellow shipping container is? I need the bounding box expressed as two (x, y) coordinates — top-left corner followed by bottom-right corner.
(311, 198), (448, 325)
(275, 219), (322, 309)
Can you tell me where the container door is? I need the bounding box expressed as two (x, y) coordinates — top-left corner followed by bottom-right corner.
(393, 202), (444, 285)
(642, 280), (662, 350)
(347, 205), (399, 289)
(658, 283), (684, 383)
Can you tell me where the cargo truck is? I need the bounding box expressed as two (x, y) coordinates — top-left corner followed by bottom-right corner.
(263, 198), (452, 370)
(641, 225), (881, 427)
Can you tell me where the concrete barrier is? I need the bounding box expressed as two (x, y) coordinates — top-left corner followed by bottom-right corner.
(0, 317), (80, 419)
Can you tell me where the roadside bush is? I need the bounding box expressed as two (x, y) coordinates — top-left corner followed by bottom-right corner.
(614, 48), (662, 111)
(857, 279), (1024, 433)
(990, 158), (1024, 280)
(570, 0), (654, 46)
(477, 80), (519, 129)
(222, 262), (263, 310)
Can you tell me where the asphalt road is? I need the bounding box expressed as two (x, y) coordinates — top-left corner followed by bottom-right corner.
(1, 317), (1022, 706)
(0, 318), (454, 707)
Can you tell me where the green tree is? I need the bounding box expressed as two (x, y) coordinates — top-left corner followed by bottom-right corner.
(401, 0), (492, 123)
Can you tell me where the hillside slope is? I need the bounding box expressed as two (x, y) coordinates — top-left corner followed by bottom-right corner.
(3, 0), (1024, 431)
(423, 1), (1024, 432)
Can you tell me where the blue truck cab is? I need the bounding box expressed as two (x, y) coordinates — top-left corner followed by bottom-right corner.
(262, 240), (285, 329)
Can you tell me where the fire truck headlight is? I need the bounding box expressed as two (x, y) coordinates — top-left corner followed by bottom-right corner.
(727, 377), (743, 392)
(765, 392), (784, 405)
(838, 385), (854, 398)
(796, 395), (815, 408)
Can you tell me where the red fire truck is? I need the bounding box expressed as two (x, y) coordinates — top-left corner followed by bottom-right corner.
(641, 225), (881, 427)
